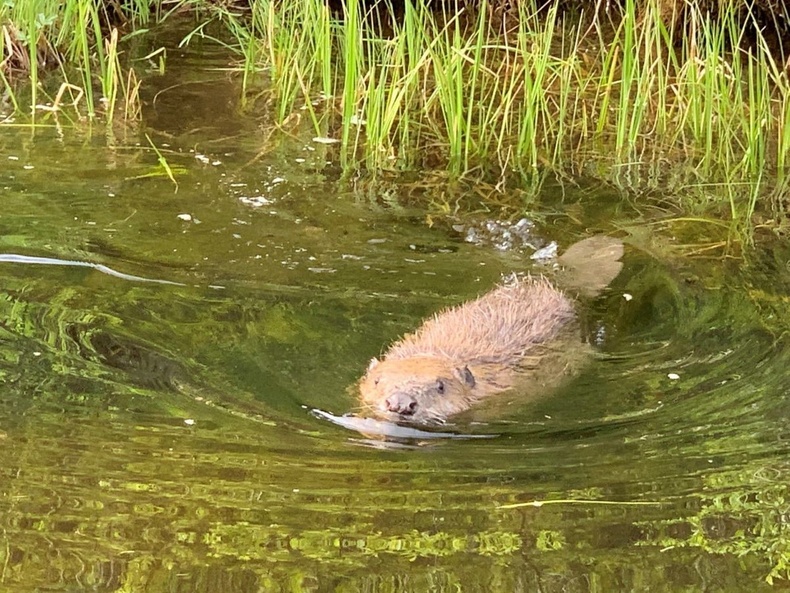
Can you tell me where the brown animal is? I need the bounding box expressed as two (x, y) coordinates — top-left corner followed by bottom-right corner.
(358, 236), (624, 424)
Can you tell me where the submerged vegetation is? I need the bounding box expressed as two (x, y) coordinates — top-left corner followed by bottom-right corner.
(2, 237), (790, 587)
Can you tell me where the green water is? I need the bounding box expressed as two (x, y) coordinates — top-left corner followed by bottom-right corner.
(1, 28), (790, 593)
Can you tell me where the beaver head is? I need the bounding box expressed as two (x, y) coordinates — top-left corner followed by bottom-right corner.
(359, 356), (477, 424)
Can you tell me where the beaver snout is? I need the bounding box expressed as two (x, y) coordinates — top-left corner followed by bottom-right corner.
(385, 393), (418, 416)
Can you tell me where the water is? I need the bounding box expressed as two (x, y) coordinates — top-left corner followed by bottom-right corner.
(0, 28), (789, 593)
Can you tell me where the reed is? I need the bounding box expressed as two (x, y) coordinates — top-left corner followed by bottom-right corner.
(0, 0), (169, 121)
(247, 0), (334, 127)
(340, 0), (363, 168)
(228, 0), (790, 228)
(3, 1), (787, 228)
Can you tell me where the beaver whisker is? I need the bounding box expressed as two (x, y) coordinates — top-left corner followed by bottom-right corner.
(354, 403), (378, 416)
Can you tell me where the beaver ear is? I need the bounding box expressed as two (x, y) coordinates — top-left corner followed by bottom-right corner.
(367, 357), (380, 372)
(453, 366), (475, 387)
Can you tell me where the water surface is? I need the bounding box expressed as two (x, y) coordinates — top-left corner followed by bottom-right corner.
(0, 25), (789, 593)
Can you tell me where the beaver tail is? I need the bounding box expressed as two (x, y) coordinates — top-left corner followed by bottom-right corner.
(557, 235), (624, 298)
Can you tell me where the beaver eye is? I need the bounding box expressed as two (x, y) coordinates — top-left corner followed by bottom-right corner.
(374, 377), (380, 386)
(436, 379), (445, 394)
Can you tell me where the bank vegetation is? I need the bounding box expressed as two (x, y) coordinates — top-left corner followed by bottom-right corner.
(1, 0), (789, 232)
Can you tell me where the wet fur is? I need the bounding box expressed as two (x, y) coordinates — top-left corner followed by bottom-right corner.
(358, 236), (623, 425)
(386, 276), (574, 366)
(359, 277), (576, 424)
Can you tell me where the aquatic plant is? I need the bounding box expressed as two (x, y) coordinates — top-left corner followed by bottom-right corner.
(0, 0), (161, 121)
(2, 0), (788, 230)
(219, 0), (790, 231)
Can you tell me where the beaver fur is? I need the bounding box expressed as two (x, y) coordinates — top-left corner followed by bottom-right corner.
(358, 236), (624, 424)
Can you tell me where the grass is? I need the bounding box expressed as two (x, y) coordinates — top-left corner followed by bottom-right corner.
(1, 0), (788, 232)
(219, 0), (790, 232)
(0, 0), (161, 121)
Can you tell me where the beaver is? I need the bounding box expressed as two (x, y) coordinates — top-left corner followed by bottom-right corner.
(358, 235), (624, 425)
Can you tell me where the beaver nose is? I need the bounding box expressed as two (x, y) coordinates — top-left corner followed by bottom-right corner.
(385, 394), (417, 416)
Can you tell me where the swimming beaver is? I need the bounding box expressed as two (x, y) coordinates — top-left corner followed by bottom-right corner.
(358, 235), (624, 424)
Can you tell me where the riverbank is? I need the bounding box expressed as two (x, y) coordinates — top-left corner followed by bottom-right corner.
(2, 0), (789, 233)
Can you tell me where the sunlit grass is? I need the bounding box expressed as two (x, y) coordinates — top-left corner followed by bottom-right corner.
(0, 0), (167, 121)
(2, 0), (788, 230)
(228, 0), (790, 230)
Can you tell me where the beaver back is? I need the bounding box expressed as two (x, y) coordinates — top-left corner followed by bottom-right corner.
(383, 276), (575, 368)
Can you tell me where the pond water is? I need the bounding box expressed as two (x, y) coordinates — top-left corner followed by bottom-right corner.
(1, 24), (790, 593)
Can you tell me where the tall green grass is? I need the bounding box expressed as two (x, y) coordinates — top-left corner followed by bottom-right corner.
(0, 0), (164, 121)
(235, 0), (790, 229)
(245, 0), (334, 126)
